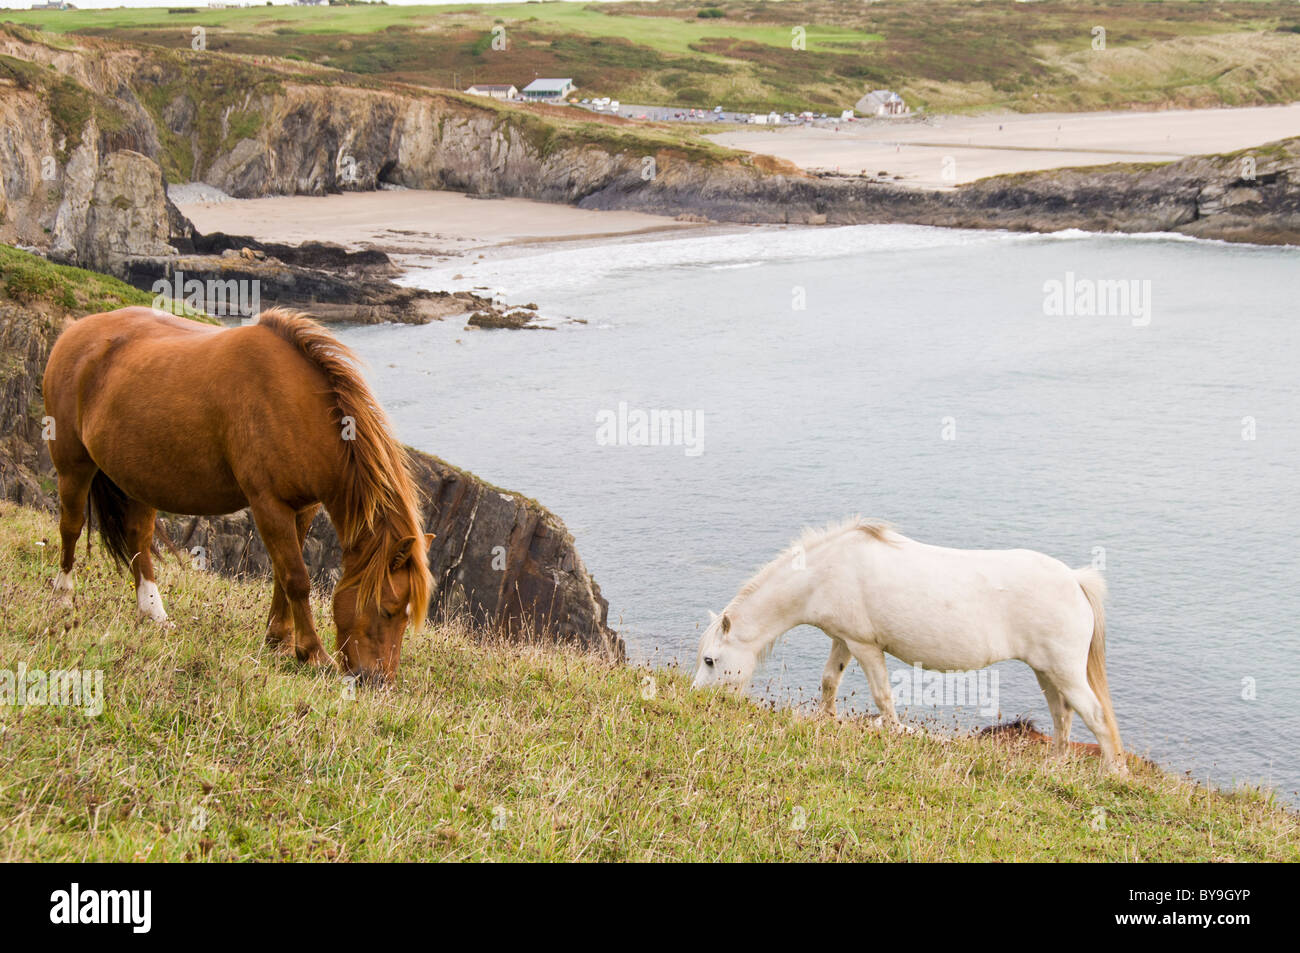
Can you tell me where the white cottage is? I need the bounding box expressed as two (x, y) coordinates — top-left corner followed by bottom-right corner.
(466, 84), (519, 100)
(854, 89), (909, 118)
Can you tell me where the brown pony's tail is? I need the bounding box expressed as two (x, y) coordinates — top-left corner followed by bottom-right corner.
(88, 471), (136, 570)
(1074, 568), (1123, 758)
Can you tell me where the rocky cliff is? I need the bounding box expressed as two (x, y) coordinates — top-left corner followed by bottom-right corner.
(3, 25), (1297, 263)
(0, 293), (622, 659)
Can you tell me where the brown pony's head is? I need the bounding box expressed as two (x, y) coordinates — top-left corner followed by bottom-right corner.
(334, 528), (433, 685)
(250, 308), (435, 685)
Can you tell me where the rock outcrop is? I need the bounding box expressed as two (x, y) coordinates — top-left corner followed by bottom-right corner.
(0, 303), (57, 509)
(0, 295), (622, 659)
(50, 146), (178, 273)
(122, 235), (495, 324)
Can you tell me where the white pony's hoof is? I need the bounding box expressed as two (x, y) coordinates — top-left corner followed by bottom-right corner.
(866, 714), (903, 733)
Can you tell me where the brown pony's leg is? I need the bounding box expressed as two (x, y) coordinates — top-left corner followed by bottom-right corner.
(265, 504), (321, 652)
(52, 461), (96, 607)
(252, 498), (331, 668)
(123, 498), (171, 626)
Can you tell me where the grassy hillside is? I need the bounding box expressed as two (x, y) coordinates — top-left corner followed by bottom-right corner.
(1, 502), (1295, 861)
(7, 1), (1300, 114)
(0, 245), (215, 321)
(0, 244), (154, 314)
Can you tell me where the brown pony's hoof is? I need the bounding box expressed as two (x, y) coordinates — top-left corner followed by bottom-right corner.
(298, 645), (337, 670)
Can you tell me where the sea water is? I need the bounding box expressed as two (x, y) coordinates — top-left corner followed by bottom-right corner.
(334, 224), (1300, 803)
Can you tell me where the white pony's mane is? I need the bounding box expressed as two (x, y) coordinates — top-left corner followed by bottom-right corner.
(699, 518), (894, 668)
(696, 517), (899, 665)
(730, 517), (895, 607)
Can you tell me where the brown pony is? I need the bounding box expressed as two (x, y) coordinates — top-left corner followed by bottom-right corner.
(42, 306), (432, 684)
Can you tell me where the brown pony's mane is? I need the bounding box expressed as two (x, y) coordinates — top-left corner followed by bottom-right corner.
(253, 308), (430, 628)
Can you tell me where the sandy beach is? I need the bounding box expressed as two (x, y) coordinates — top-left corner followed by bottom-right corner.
(174, 189), (709, 264)
(173, 103), (1300, 257)
(708, 103), (1300, 188)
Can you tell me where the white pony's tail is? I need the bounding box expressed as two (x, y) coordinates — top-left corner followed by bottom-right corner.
(1073, 568), (1123, 757)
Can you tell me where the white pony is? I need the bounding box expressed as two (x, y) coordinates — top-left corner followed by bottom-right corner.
(692, 519), (1125, 773)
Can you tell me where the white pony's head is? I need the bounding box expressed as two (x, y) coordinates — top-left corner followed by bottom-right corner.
(691, 609), (760, 691)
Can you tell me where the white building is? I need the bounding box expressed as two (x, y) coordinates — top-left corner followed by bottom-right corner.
(854, 89), (909, 118)
(521, 78), (576, 101)
(466, 84), (519, 100)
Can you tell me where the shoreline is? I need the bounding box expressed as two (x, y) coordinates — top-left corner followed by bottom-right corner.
(173, 189), (722, 268)
(175, 187), (1296, 305)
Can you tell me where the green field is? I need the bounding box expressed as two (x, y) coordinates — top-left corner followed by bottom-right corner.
(7, 1), (1300, 113)
(1, 501), (1296, 861)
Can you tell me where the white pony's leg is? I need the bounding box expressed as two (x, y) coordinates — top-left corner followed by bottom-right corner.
(850, 644), (901, 730)
(1034, 671), (1072, 756)
(1056, 675), (1123, 774)
(820, 639), (852, 716)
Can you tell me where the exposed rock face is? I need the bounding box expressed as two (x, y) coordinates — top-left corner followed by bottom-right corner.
(122, 238), (493, 324)
(414, 453), (619, 657)
(3, 26), (1297, 254)
(0, 304), (57, 509)
(51, 147), (178, 273)
(0, 299), (623, 659)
